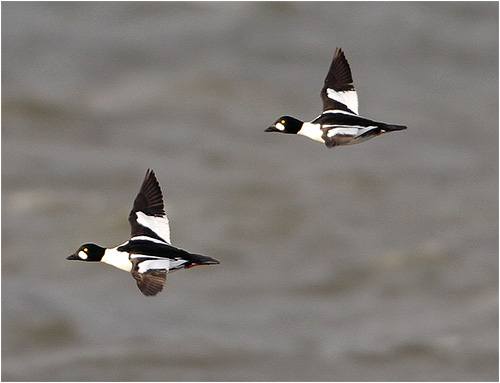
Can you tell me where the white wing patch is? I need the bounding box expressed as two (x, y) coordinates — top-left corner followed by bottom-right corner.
(137, 259), (187, 274)
(326, 126), (375, 138)
(136, 211), (171, 244)
(326, 88), (358, 114)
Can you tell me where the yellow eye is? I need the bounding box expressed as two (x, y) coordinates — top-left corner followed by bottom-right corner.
(83, 248), (88, 252)
(281, 119), (286, 124)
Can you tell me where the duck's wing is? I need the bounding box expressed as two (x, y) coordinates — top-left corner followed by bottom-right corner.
(320, 47), (358, 115)
(130, 254), (189, 296)
(131, 266), (167, 296)
(129, 169), (171, 244)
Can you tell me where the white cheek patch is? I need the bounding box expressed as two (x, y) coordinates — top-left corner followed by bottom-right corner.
(78, 250), (88, 260)
(275, 122), (285, 131)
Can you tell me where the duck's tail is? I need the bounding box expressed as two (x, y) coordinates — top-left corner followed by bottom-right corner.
(384, 124), (407, 132)
(185, 253), (220, 268)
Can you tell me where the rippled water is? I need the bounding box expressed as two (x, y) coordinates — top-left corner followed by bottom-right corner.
(2, 2), (498, 381)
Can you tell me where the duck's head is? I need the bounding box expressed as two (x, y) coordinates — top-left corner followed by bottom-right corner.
(265, 116), (303, 135)
(67, 243), (105, 262)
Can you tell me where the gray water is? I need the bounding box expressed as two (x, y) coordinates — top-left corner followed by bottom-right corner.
(2, 2), (498, 381)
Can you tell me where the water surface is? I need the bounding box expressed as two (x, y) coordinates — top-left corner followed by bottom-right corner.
(2, 2), (498, 381)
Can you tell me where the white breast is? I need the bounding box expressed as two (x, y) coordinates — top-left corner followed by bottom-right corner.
(297, 122), (325, 143)
(101, 246), (132, 272)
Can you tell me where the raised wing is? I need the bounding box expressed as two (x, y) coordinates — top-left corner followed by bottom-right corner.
(320, 47), (358, 114)
(129, 169), (171, 244)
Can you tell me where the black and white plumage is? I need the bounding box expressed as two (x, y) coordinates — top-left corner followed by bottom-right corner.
(265, 47), (407, 148)
(67, 169), (219, 296)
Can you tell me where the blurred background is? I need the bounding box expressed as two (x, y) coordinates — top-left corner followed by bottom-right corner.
(2, 2), (498, 381)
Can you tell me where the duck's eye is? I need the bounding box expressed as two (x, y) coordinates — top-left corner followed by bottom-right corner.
(281, 120), (286, 124)
(83, 248), (88, 252)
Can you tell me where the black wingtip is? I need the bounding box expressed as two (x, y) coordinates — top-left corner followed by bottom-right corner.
(145, 168), (155, 181)
(333, 47), (345, 61)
